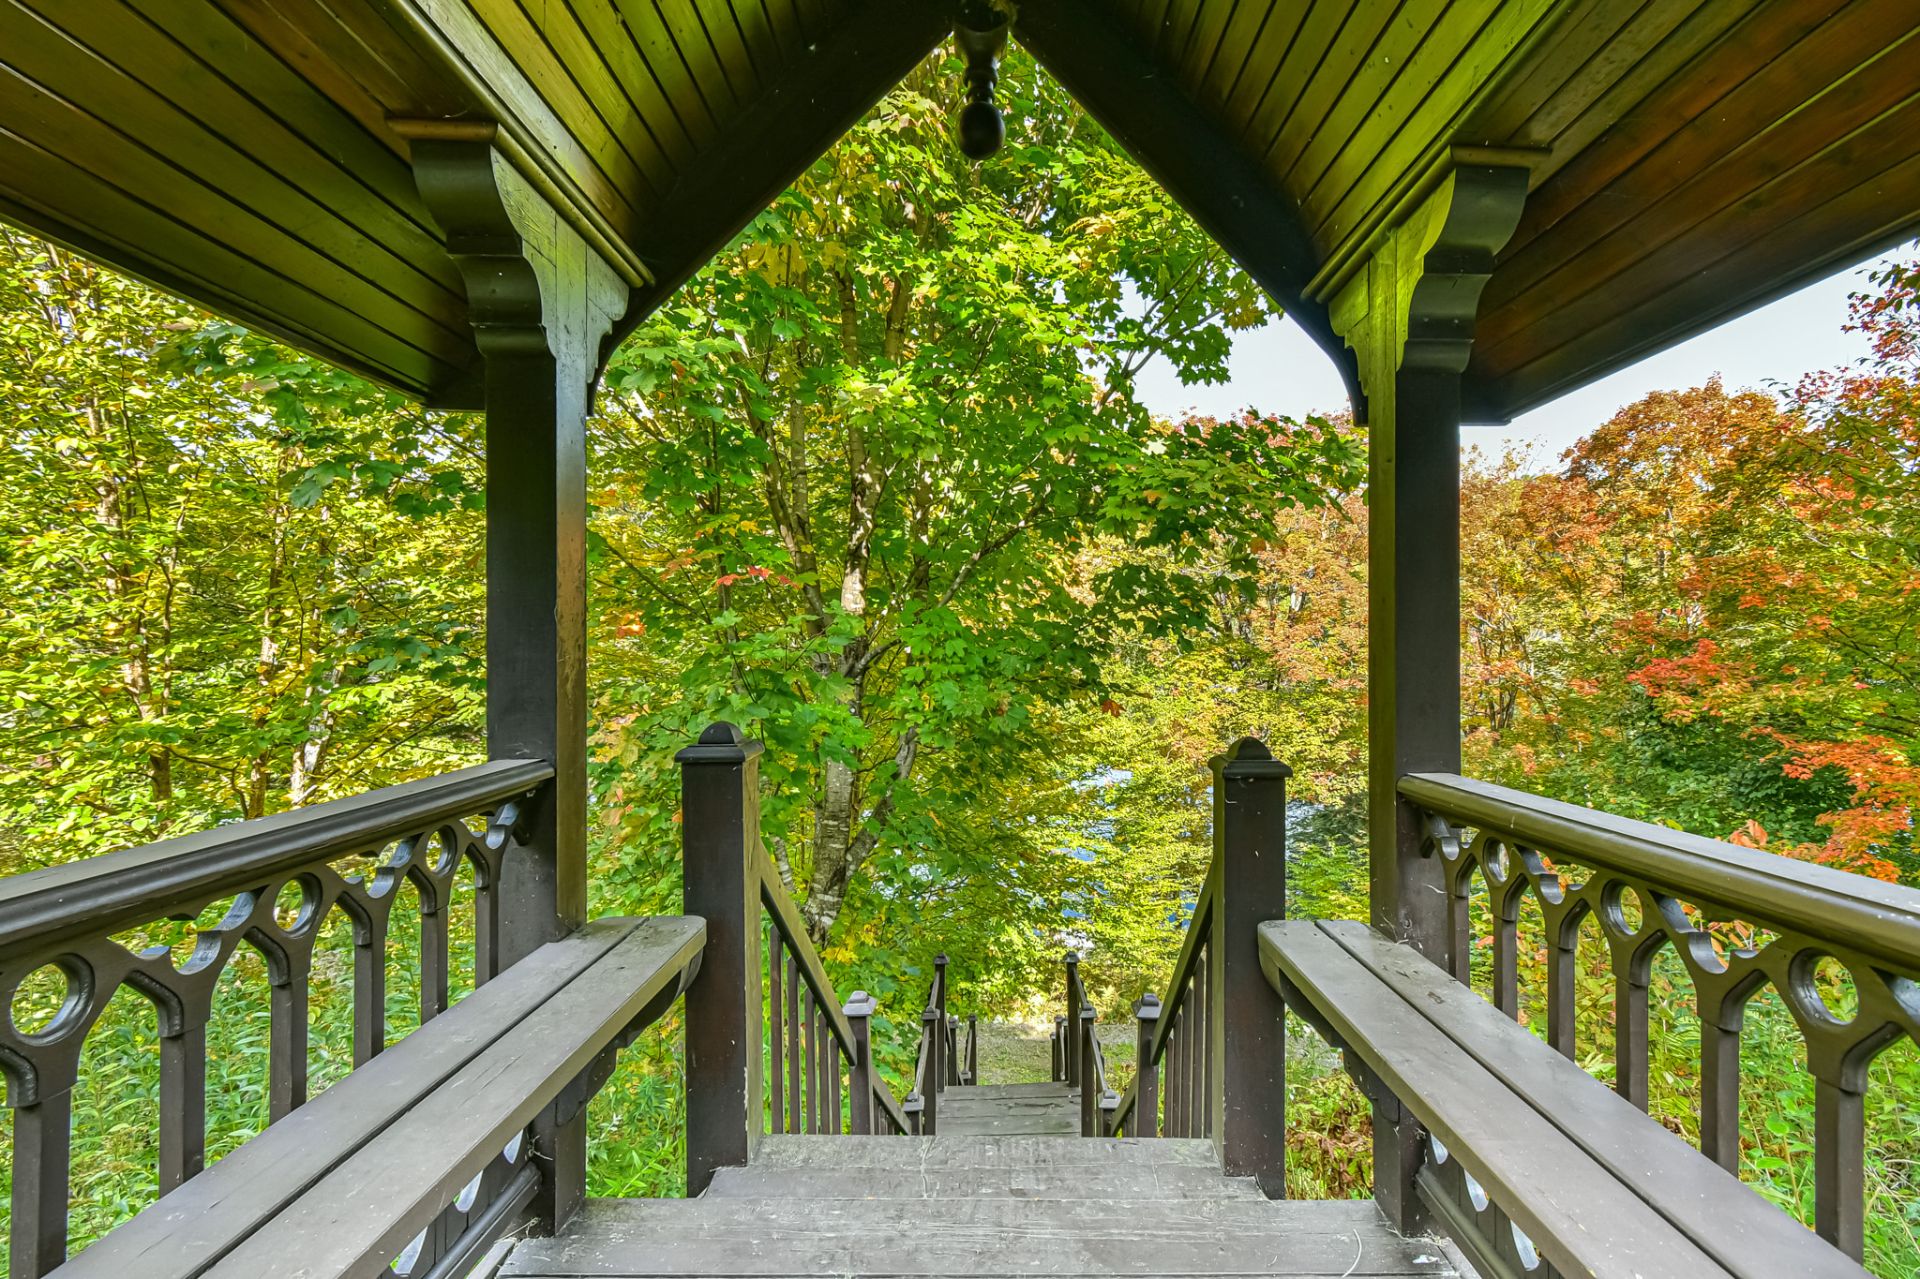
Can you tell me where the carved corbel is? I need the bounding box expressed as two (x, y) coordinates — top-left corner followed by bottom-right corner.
(1330, 160), (1530, 400)
(400, 128), (628, 406)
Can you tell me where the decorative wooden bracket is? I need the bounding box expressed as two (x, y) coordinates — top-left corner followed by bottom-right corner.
(1331, 160), (1530, 401)
(406, 135), (628, 407)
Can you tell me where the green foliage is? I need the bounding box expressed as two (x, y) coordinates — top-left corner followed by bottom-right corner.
(584, 49), (1360, 958)
(1, 52), (1917, 1279)
(0, 232), (485, 871)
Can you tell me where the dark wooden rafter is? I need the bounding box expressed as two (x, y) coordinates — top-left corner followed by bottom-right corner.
(1012, 0), (1362, 410)
(602, 0), (951, 356)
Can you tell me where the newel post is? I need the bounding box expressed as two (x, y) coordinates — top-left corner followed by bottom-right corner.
(679, 722), (765, 1195)
(1209, 737), (1291, 1196)
(1133, 992), (1161, 1138)
(1051, 1016), (1065, 1082)
(933, 953), (951, 1088)
(1078, 1006), (1099, 1137)
(920, 1005), (942, 1134)
(845, 991), (878, 1135)
(1063, 952), (1082, 1085)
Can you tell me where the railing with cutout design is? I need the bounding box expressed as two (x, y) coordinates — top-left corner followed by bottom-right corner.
(1401, 772), (1920, 1261)
(0, 759), (551, 1276)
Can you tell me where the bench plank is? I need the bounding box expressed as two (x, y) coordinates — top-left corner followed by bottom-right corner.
(1260, 920), (1727, 1279)
(202, 915), (705, 1279)
(1311, 919), (1867, 1279)
(56, 917), (649, 1278)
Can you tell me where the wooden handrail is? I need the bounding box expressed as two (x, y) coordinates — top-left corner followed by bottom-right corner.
(682, 722), (917, 1171)
(1104, 738), (1288, 1190)
(0, 763), (555, 1276)
(1401, 771), (1920, 1258)
(1109, 866), (1214, 1135)
(758, 846), (911, 1137)
(1401, 773), (1920, 972)
(0, 760), (552, 967)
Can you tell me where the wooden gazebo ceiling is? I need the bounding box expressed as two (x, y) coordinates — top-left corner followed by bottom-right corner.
(1, 0), (1916, 421)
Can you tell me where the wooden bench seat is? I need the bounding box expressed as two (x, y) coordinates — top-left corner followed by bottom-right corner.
(54, 915), (705, 1279)
(1259, 919), (1866, 1279)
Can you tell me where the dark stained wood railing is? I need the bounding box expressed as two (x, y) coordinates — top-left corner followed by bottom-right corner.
(1110, 875), (1212, 1141)
(1077, 1001), (1120, 1137)
(1104, 740), (1288, 1194)
(1401, 773), (1920, 1261)
(681, 724), (912, 1190)
(0, 760), (552, 1279)
(900, 955), (979, 1133)
(761, 852), (911, 1139)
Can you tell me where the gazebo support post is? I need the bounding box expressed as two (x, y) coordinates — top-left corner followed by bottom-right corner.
(412, 137), (627, 1236)
(1330, 161), (1528, 1233)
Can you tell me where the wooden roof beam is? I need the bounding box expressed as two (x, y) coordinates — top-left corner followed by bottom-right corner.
(604, 0), (952, 358)
(1011, 0), (1362, 414)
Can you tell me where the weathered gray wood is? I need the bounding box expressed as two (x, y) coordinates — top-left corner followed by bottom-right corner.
(502, 1196), (1454, 1276)
(199, 916), (706, 1279)
(936, 1075), (1090, 1136)
(1310, 919), (1868, 1278)
(1260, 919), (1736, 1279)
(702, 1165), (1266, 1201)
(938, 1114), (1081, 1137)
(744, 1135), (1224, 1171)
(55, 919), (647, 1278)
(952, 1083), (1078, 1100)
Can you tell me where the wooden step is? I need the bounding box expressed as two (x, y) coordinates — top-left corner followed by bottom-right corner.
(502, 1197), (1454, 1277)
(703, 1164), (1265, 1201)
(745, 1135), (1221, 1170)
(952, 1083), (1076, 1099)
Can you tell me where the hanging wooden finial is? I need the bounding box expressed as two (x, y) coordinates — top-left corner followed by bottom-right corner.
(954, 2), (1009, 160)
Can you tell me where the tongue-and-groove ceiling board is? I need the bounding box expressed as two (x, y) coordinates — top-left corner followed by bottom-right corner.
(2, 0), (1916, 420)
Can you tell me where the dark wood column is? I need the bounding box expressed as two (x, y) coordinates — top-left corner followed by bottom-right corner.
(1208, 738), (1290, 1196)
(1329, 160), (1527, 1231)
(412, 135), (628, 1234)
(679, 723), (766, 1193)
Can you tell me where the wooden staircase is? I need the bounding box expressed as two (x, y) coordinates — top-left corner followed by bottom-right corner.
(935, 1082), (1079, 1137)
(500, 1133), (1458, 1278)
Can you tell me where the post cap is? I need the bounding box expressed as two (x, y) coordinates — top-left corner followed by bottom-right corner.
(1134, 992), (1162, 1020)
(1063, 950), (1080, 966)
(675, 720), (766, 764)
(1208, 735), (1292, 779)
(934, 953), (949, 966)
(922, 1005), (940, 1023)
(844, 991), (877, 1017)
(1080, 1005), (1097, 1023)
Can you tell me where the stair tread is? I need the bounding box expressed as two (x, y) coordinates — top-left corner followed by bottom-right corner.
(746, 1136), (1221, 1169)
(704, 1165), (1265, 1201)
(502, 1197), (1454, 1277)
(956, 1083), (1076, 1099)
